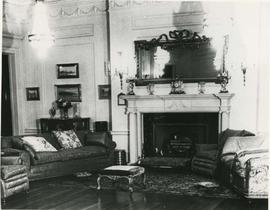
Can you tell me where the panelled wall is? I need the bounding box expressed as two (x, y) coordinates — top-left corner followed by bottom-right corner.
(109, 1), (269, 153)
(3, 0), (110, 134)
(2, 0), (269, 146)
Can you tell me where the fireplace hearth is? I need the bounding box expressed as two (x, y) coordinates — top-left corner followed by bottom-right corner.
(143, 113), (218, 159)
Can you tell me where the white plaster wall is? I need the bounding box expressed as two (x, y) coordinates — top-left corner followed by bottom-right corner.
(2, 0), (110, 134)
(109, 1), (269, 153)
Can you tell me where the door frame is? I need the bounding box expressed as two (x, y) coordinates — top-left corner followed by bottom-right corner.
(2, 48), (21, 135)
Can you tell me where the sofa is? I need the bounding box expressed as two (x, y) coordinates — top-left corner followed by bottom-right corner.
(1, 131), (116, 181)
(220, 134), (268, 199)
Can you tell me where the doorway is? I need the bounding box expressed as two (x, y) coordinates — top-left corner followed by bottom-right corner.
(1, 54), (13, 136)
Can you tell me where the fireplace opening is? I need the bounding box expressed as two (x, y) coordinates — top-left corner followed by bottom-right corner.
(143, 113), (219, 159)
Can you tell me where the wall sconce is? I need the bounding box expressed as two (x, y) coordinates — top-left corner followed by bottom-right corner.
(241, 63), (247, 86)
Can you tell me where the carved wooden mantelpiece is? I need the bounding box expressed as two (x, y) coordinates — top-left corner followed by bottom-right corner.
(122, 93), (235, 163)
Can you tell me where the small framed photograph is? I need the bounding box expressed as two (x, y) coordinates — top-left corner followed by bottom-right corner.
(117, 92), (126, 106)
(26, 87), (40, 101)
(98, 85), (111, 100)
(55, 84), (81, 102)
(57, 63), (79, 79)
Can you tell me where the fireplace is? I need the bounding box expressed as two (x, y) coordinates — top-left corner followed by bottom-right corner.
(122, 93), (234, 164)
(143, 113), (219, 158)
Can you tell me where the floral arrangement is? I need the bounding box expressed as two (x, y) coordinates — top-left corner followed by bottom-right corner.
(55, 98), (72, 111)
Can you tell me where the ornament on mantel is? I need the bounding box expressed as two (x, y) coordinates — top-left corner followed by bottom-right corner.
(217, 71), (231, 93)
(198, 82), (206, 94)
(147, 83), (155, 95)
(127, 80), (135, 95)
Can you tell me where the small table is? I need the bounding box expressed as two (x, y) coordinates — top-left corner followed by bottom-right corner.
(97, 165), (146, 193)
(40, 117), (90, 133)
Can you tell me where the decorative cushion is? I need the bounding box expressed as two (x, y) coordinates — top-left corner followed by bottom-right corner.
(218, 129), (243, 149)
(221, 135), (267, 157)
(240, 130), (255, 137)
(39, 133), (62, 150)
(52, 130), (82, 149)
(21, 136), (57, 152)
(74, 131), (88, 146)
(218, 129), (255, 148)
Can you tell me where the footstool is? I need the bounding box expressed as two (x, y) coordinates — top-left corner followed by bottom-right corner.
(97, 165), (145, 193)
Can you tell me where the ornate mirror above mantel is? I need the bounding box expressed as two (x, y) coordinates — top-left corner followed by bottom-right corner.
(133, 29), (221, 86)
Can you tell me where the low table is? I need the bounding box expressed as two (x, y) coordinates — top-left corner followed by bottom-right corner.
(97, 165), (145, 193)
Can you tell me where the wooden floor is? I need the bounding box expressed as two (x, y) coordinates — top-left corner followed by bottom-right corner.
(2, 178), (268, 210)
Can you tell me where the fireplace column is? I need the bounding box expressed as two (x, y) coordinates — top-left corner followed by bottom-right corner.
(214, 94), (233, 132)
(128, 111), (138, 164)
(137, 112), (142, 160)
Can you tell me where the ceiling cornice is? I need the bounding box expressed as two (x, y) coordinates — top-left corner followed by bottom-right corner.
(3, 0), (33, 6)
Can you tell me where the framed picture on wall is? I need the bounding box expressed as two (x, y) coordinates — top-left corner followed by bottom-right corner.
(26, 87), (40, 101)
(98, 85), (111, 100)
(55, 84), (81, 102)
(57, 63), (79, 79)
(117, 92), (126, 106)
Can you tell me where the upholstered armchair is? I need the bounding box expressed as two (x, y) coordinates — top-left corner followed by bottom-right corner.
(191, 129), (255, 177)
(191, 144), (218, 177)
(220, 135), (268, 198)
(1, 151), (29, 204)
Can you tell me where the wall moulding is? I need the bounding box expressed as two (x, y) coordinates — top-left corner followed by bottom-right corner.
(48, 3), (106, 19)
(109, 0), (164, 10)
(53, 24), (94, 39)
(111, 130), (129, 136)
(132, 12), (205, 30)
(24, 128), (40, 134)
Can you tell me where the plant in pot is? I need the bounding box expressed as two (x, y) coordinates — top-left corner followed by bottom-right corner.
(55, 98), (72, 119)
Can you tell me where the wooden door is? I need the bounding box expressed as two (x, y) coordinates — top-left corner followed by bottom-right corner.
(1, 54), (13, 136)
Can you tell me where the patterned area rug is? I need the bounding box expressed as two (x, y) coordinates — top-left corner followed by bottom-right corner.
(47, 169), (239, 199)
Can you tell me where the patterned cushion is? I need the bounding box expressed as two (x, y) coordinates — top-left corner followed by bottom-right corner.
(52, 130), (82, 149)
(21, 136), (57, 152)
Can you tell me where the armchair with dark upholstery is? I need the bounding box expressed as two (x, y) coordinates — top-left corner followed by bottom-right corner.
(191, 144), (218, 177)
(191, 129), (255, 177)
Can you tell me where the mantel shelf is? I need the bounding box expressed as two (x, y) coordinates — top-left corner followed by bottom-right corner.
(122, 93), (235, 101)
